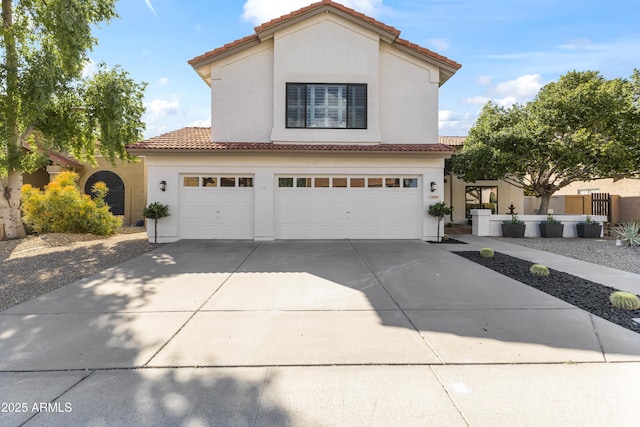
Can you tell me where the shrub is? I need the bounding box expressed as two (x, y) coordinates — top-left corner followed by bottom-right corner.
(479, 247), (494, 258)
(21, 171), (121, 235)
(611, 221), (640, 247)
(143, 202), (170, 244)
(530, 264), (550, 277)
(609, 291), (640, 310)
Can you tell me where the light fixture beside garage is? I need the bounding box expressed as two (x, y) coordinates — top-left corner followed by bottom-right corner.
(160, 180), (167, 192)
(430, 181), (437, 192)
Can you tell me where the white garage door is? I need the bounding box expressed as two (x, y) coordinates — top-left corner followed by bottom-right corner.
(276, 176), (422, 239)
(180, 175), (254, 239)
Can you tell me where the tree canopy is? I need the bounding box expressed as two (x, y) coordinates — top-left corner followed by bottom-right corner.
(452, 70), (640, 214)
(1, 0), (146, 239)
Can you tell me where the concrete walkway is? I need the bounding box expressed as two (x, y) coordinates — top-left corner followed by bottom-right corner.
(1, 238), (639, 426)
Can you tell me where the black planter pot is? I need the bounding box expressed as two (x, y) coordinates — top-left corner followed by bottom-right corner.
(539, 223), (564, 238)
(576, 223), (602, 238)
(502, 223), (526, 238)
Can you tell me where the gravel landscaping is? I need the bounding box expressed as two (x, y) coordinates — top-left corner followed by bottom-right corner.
(0, 228), (159, 311)
(455, 250), (640, 334)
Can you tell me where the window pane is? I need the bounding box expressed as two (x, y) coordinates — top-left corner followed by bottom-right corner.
(296, 178), (312, 188)
(386, 178), (400, 188)
(350, 178), (365, 188)
(332, 178), (347, 188)
(314, 177), (329, 188)
(403, 178), (418, 188)
(287, 84), (305, 128)
(368, 178), (382, 188)
(348, 85), (366, 129)
(202, 177), (217, 187)
(238, 177), (253, 187)
(279, 177), (294, 188)
(220, 177), (236, 187)
(184, 177), (199, 187)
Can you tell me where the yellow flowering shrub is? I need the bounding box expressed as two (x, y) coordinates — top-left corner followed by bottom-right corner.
(21, 171), (121, 235)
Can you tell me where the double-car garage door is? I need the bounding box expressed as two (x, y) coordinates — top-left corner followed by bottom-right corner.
(180, 174), (422, 239)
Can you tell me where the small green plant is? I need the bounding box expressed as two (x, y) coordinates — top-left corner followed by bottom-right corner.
(479, 247), (494, 258)
(580, 215), (598, 225)
(503, 214), (524, 225)
(442, 233), (450, 241)
(609, 291), (640, 310)
(542, 213), (560, 224)
(21, 171), (121, 235)
(428, 202), (454, 242)
(611, 221), (640, 247)
(143, 202), (170, 244)
(530, 264), (550, 277)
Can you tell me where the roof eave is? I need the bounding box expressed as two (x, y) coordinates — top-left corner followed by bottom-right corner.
(255, 4), (400, 44)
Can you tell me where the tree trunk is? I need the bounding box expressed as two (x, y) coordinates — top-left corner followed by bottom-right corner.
(0, 170), (27, 239)
(538, 194), (552, 215)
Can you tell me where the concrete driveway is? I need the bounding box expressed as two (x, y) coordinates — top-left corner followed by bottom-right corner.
(2, 239), (639, 426)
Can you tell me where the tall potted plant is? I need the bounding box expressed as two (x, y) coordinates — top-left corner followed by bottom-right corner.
(502, 214), (526, 238)
(539, 213), (564, 238)
(576, 216), (602, 238)
(428, 202), (453, 242)
(143, 202), (170, 244)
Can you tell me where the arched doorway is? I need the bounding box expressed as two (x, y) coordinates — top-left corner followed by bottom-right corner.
(84, 171), (125, 215)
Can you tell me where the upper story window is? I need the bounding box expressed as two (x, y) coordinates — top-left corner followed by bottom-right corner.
(287, 83), (367, 129)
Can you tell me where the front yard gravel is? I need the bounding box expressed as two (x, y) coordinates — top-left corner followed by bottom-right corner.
(491, 236), (640, 275)
(0, 228), (159, 311)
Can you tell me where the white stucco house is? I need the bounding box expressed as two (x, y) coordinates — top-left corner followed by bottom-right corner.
(127, 0), (461, 242)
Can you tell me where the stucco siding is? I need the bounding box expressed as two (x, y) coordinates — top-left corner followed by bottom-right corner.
(211, 41), (274, 142)
(379, 45), (439, 144)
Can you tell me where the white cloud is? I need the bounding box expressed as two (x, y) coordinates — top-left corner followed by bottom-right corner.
(463, 96), (491, 105)
(242, 0), (387, 25)
(158, 77), (169, 87)
(495, 74), (543, 97)
(145, 0), (157, 16)
(477, 75), (492, 85)
(427, 38), (450, 52)
(495, 96), (518, 107)
(438, 110), (475, 135)
(188, 118), (211, 128)
(145, 98), (179, 119)
(82, 59), (98, 78)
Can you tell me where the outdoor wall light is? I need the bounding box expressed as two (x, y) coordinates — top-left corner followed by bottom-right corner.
(160, 180), (167, 192)
(430, 181), (437, 192)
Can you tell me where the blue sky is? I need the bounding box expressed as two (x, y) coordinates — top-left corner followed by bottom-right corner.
(86, 0), (640, 138)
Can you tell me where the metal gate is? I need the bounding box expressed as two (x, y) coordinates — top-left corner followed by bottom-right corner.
(591, 193), (611, 222)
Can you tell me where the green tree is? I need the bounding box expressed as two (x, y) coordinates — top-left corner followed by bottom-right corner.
(452, 70), (640, 214)
(1, 0), (146, 239)
(143, 202), (169, 244)
(428, 202), (453, 242)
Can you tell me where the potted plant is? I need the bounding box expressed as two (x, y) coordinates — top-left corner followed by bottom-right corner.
(502, 214), (526, 238)
(538, 213), (564, 238)
(428, 202), (453, 242)
(576, 216), (602, 238)
(143, 202), (170, 244)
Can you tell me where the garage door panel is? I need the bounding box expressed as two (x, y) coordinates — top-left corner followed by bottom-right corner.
(276, 176), (421, 239)
(180, 176), (254, 239)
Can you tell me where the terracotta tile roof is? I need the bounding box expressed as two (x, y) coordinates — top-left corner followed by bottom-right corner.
(46, 151), (84, 168)
(127, 127), (456, 154)
(254, 0), (400, 37)
(187, 34), (259, 66)
(438, 136), (467, 147)
(188, 0), (460, 72)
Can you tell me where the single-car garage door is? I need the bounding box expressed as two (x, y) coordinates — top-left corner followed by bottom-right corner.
(276, 176), (422, 239)
(180, 175), (254, 239)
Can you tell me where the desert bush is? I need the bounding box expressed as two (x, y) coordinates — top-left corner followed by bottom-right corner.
(479, 248), (494, 258)
(609, 291), (640, 310)
(611, 221), (640, 247)
(530, 264), (550, 277)
(21, 171), (121, 235)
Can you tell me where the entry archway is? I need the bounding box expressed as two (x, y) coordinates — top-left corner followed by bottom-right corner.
(84, 171), (125, 215)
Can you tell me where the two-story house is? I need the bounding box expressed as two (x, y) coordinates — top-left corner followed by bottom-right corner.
(127, 0), (461, 242)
